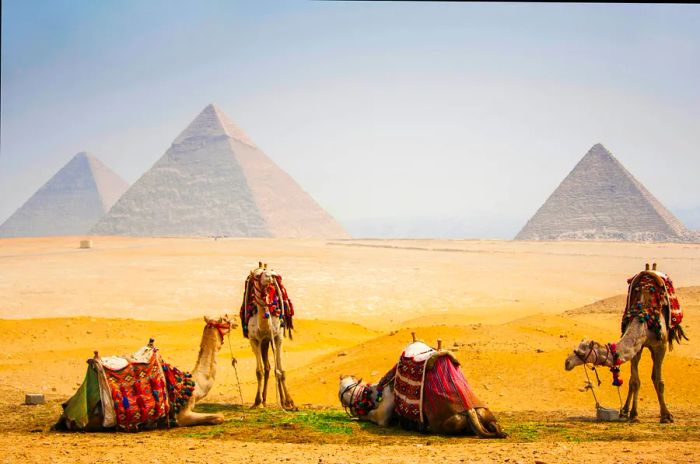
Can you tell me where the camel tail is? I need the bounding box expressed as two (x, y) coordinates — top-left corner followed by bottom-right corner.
(668, 324), (689, 351)
(663, 304), (688, 351)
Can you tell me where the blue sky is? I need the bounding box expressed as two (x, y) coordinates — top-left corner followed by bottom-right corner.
(2, 1), (699, 237)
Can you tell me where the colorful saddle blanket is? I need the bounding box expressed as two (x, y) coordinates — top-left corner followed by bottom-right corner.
(623, 270), (683, 338)
(240, 268), (295, 338)
(388, 341), (485, 425)
(97, 345), (195, 431)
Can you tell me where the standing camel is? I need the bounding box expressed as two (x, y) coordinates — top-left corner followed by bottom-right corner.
(240, 263), (296, 410)
(565, 265), (687, 423)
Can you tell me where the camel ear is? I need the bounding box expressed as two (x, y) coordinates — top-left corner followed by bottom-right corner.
(204, 316), (211, 323)
(339, 374), (344, 381)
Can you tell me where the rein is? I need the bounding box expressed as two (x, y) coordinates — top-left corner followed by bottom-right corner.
(575, 341), (623, 411)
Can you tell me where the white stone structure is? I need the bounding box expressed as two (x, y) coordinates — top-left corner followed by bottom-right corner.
(516, 144), (697, 242)
(0, 152), (128, 237)
(91, 104), (348, 238)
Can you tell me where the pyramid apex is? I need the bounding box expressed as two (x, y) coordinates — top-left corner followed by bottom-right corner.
(587, 143), (612, 155)
(173, 104), (255, 147)
(73, 151), (91, 160)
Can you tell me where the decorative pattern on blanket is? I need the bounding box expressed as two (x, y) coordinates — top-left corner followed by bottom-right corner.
(240, 270), (295, 338)
(392, 342), (485, 426)
(101, 350), (195, 431)
(623, 271), (683, 339)
(102, 350), (169, 431)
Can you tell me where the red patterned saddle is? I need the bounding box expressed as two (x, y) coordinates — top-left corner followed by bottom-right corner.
(385, 341), (485, 426)
(96, 344), (195, 431)
(622, 269), (686, 345)
(240, 266), (295, 338)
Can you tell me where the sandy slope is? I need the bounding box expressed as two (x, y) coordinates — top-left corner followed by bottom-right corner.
(0, 237), (699, 463)
(1, 236), (699, 327)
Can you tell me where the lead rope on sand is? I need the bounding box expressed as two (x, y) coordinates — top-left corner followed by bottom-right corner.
(228, 334), (244, 405)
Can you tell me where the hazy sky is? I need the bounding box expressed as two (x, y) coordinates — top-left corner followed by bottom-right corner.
(2, 1), (699, 238)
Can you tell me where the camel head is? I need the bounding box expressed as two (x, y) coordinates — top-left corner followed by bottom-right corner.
(338, 375), (361, 407)
(252, 267), (276, 287)
(204, 314), (237, 344)
(564, 339), (600, 371)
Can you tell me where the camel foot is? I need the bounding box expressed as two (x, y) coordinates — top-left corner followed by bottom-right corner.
(661, 414), (674, 424)
(628, 416), (640, 423)
(281, 398), (297, 411)
(250, 402), (265, 409)
(211, 414), (225, 425)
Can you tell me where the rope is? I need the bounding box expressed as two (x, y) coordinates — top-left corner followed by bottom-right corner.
(582, 364), (600, 407)
(582, 363), (624, 414)
(228, 334), (244, 405)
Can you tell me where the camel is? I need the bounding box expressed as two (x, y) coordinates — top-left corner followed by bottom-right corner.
(55, 314), (235, 431)
(240, 263), (296, 410)
(176, 315), (236, 426)
(339, 341), (506, 438)
(565, 265), (687, 423)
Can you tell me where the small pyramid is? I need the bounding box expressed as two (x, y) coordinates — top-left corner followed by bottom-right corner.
(516, 144), (697, 242)
(0, 152), (129, 237)
(91, 104), (348, 238)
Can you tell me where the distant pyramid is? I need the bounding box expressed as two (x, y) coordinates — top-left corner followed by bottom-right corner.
(516, 144), (697, 242)
(0, 152), (128, 237)
(92, 104), (348, 238)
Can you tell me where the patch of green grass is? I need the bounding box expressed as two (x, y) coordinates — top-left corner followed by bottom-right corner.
(507, 422), (540, 441)
(290, 410), (353, 435)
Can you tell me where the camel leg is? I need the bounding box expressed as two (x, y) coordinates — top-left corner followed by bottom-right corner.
(650, 344), (673, 423)
(438, 413), (470, 435)
(622, 351), (642, 422)
(176, 399), (224, 426)
(176, 410), (224, 427)
(250, 338), (265, 407)
(272, 335), (296, 410)
(464, 409), (506, 439)
(261, 339), (271, 406)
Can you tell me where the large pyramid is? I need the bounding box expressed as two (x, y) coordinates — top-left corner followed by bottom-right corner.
(0, 152), (129, 237)
(516, 143), (697, 242)
(92, 104), (348, 238)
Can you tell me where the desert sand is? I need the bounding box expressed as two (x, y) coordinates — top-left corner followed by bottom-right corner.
(0, 236), (698, 463)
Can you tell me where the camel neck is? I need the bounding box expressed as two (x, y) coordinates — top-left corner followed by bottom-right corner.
(192, 327), (221, 397)
(600, 319), (648, 367)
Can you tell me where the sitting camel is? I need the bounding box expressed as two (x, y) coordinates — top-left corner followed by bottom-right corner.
(339, 340), (506, 438)
(239, 263), (296, 410)
(565, 264), (687, 423)
(55, 315), (235, 431)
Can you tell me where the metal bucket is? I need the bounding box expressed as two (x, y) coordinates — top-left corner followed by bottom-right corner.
(596, 406), (625, 422)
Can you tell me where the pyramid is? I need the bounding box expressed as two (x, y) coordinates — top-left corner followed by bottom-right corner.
(0, 152), (129, 237)
(91, 104), (348, 238)
(516, 143), (697, 242)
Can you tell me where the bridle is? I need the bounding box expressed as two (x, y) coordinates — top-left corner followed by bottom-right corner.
(206, 318), (232, 344)
(573, 340), (610, 367)
(339, 378), (363, 417)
